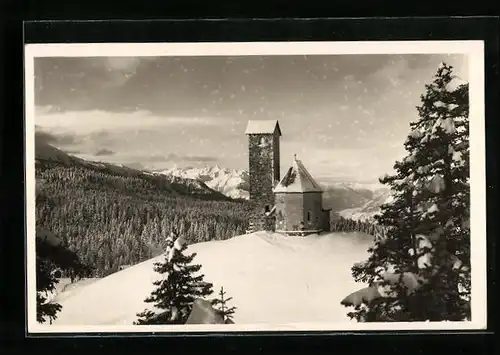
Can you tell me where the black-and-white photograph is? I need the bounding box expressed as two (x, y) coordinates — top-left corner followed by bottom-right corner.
(25, 41), (486, 333)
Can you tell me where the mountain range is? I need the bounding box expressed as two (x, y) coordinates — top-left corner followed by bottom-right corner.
(155, 165), (249, 200)
(35, 139), (229, 201)
(337, 188), (393, 222)
(154, 165), (390, 215)
(35, 141), (392, 218)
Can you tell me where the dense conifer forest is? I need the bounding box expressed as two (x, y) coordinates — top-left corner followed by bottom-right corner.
(330, 215), (386, 239)
(35, 160), (252, 277)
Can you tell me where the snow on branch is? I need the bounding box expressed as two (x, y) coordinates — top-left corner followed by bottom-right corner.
(431, 117), (456, 135)
(428, 174), (445, 194)
(341, 286), (382, 307)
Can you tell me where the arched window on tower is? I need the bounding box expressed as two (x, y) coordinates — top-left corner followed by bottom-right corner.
(258, 136), (269, 148)
(307, 211), (311, 222)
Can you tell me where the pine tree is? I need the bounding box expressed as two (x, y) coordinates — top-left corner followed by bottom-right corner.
(36, 228), (91, 324)
(343, 63), (470, 322)
(36, 255), (62, 324)
(211, 286), (237, 323)
(135, 232), (215, 325)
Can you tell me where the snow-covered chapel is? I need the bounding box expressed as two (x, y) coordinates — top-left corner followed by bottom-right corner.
(245, 120), (331, 235)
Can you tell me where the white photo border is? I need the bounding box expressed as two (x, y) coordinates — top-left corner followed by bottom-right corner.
(25, 40), (487, 333)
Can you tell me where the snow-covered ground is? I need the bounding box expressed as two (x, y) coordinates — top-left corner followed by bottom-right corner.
(50, 278), (98, 304)
(51, 231), (375, 326)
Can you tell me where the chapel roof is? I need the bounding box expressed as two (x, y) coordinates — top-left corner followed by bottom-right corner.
(244, 120), (282, 136)
(273, 155), (323, 193)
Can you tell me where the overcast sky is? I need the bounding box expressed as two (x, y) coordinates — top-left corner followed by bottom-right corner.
(34, 53), (467, 183)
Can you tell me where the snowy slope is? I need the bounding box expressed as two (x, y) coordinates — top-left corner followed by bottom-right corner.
(47, 278), (98, 304)
(51, 231), (375, 326)
(156, 165), (249, 200)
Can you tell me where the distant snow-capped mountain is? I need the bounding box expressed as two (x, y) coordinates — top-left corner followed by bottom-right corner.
(155, 165), (389, 212)
(338, 188), (393, 222)
(155, 165), (249, 200)
(315, 178), (385, 193)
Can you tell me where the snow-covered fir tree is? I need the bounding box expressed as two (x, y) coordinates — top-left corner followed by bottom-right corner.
(212, 286), (237, 323)
(135, 232), (215, 325)
(342, 63), (470, 322)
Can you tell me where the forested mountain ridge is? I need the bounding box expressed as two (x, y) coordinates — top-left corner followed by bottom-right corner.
(35, 139), (231, 201)
(34, 142), (252, 277)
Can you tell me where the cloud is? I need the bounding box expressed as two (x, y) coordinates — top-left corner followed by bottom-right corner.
(34, 108), (226, 172)
(35, 126), (81, 146)
(35, 108), (221, 135)
(124, 162), (145, 170)
(69, 151), (219, 173)
(286, 145), (405, 183)
(129, 153), (218, 163)
(104, 57), (141, 72)
(94, 148), (116, 156)
(186, 156), (218, 162)
(88, 57), (159, 88)
(369, 57), (408, 87)
(128, 154), (176, 163)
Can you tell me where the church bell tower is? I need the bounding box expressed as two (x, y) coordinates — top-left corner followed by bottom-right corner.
(244, 120), (281, 231)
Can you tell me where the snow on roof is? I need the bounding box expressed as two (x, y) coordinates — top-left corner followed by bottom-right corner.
(244, 120), (282, 136)
(273, 155), (323, 193)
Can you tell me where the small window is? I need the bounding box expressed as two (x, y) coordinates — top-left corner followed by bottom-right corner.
(258, 136), (269, 148)
(264, 205), (271, 213)
(307, 211), (311, 222)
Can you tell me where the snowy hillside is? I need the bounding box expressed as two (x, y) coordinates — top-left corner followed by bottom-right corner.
(47, 278), (98, 304)
(51, 231), (375, 326)
(338, 189), (393, 222)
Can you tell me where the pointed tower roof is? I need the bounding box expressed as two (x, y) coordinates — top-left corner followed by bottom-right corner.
(245, 120), (282, 136)
(273, 154), (323, 193)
